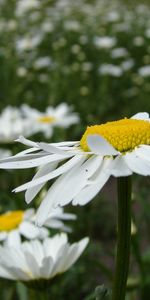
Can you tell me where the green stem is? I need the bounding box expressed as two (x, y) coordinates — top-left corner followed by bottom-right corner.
(111, 176), (132, 300)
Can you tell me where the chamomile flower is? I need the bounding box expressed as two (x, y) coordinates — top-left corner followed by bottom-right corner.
(0, 112), (150, 226)
(0, 233), (89, 285)
(0, 208), (76, 246)
(0, 209), (47, 246)
(0, 106), (31, 143)
(21, 103), (79, 138)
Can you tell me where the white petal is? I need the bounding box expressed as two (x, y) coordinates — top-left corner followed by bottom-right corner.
(15, 147), (38, 157)
(25, 251), (40, 277)
(7, 266), (30, 280)
(0, 265), (15, 280)
(87, 135), (119, 155)
(16, 136), (39, 148)
(72, 158), (112, 205)
(0, 232), (7, 241)
(24, 208), (35, 220)
(15, 155), (83, 194)
(36, 156), (102, 225)
(25, 162), (58, 204)
(0, 153), (70, 169)
(107, 155), (132, 177)
(135, 145), (150, 162)
(51, 141), (79, 147)
(5, 230), (21, 247)
(124, 152), (150, 175)
(40, 257), (53, 278)
(19, 222), (40, 239)
(59, 237), (89, 272)
(131, 112), (149, 120)
(37, 142), (72, 155)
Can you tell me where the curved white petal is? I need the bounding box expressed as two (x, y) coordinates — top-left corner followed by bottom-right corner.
(59, 237), (89, 272)
(5, 229), (21, 247)
(0, 264), (15, 280)
(135, 145), (150, 162)
(124, 152), (150, 175)
(16, 136), (39, 148)
(19, 221), (40, 239)
(24, 208), (35, 220)
(72, 158), (112, 205)
(0, 232), (7, 241)
(7, 267), (30, 281)
(107, 155), (132, 177)
(131, 112), (149, 120)
(0, 153), (71, 169)
(25, 251), (40, 277)
(87, 135), (119, 155)
(25, 162), (58, 204)
(15, 155), (84, 194)
(40, 257), (53, 278)
(36, 156), (102, 226)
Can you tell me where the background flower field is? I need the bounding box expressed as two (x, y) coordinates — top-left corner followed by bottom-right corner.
(0, 0), (150, 299)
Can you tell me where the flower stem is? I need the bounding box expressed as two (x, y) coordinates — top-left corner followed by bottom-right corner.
(111, 176), (132, 300)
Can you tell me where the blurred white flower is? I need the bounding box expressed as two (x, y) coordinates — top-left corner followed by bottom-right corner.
(94, 36), (117, 49)
(0, 106), (32, 143)
(0, 207), (76, 247)
(0, 209), (46, 246)
(16, 0), (39, 16)
(16, 35), (42, 52)
(42, 21), (54, 33)
(133, 36), (144, 47)
(21, 103), (79, 138)
(99, 64), (123, 77)
(121, 59), (134, 71)
(17, 67), (27, 77)
(33, 57), (52, 69)
(138, 65), (150, 77)
(64, 20), (81, 31)
(105, 11), (120, 22)
(0, 233), (89, 282)
(111, 48), (128, 58)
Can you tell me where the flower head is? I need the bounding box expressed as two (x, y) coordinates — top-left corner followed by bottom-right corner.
(0, 233), (89, 285)
(0, 106), (31, 143)
(0, 112), (150, 225)
(21, 103), (79, 138)
(0, 208), (76, 246)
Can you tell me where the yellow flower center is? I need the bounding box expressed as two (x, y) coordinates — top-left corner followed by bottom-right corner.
(37, 116), (56, 124)
(80, 118), (150, 152)
(0, 211), (24, 231)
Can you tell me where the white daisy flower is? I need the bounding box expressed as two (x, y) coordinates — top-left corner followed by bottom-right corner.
(21, 103), (79, 138)
(0, 112), (150, 226)
(0, 208), (76, 246)
(94, 36), (117, 49)
(0, 106), (32, 143)
(0, 209), (47, 246)
(0, 233), (89, 286)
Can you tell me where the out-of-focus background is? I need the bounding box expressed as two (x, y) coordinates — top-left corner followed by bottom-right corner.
(0, 0), (150, 299)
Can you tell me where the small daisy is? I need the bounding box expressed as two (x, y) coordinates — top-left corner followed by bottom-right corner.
(0, 208), (76, 246)
(21, 103), (79, 138)
(0, 106), (31, 143)
(0, 209), (47, 246)
(0, 233), (89, 286)
(0, 112), (150, 226)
